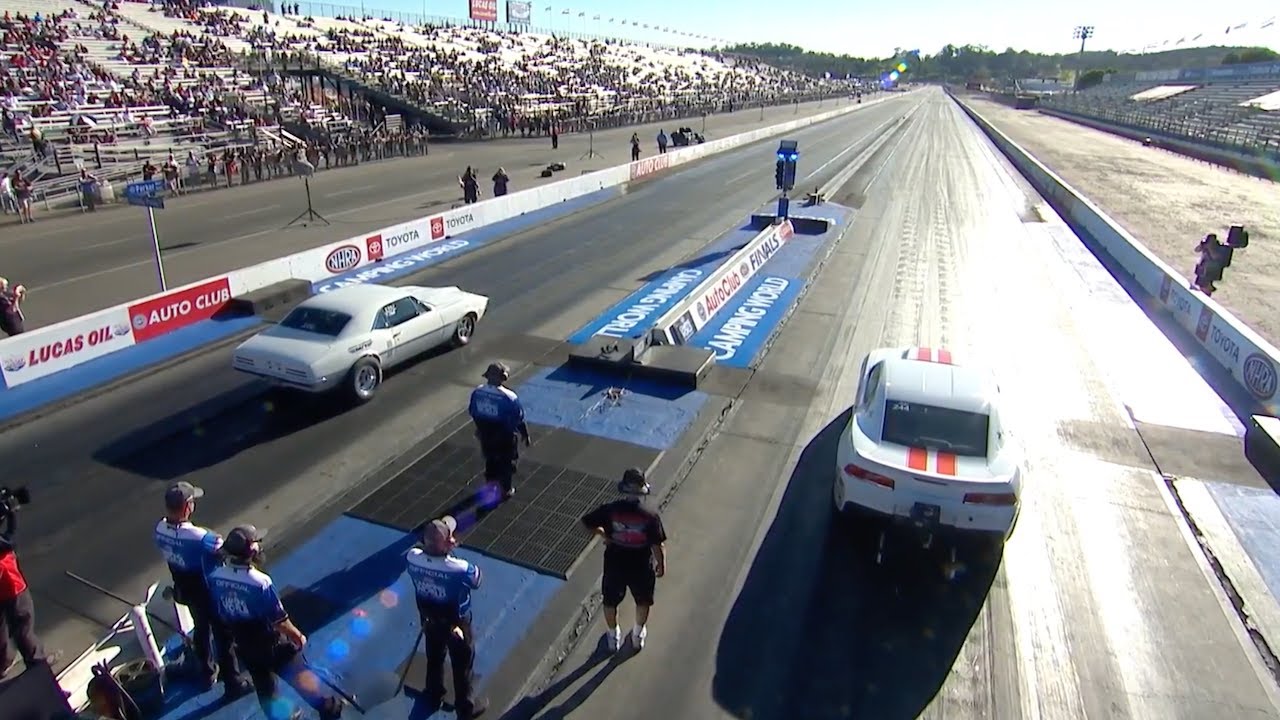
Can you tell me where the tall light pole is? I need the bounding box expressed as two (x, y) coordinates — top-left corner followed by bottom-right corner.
(1073, 25), (1095, 93)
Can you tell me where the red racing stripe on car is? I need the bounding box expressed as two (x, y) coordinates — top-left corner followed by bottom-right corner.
(914, 347), (933, 361)
(935, 451), (958, 475)
(936, 349), (953, 365)
(907, 447), (929, 471)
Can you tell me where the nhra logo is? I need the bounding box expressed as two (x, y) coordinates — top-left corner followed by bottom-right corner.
(1243, 353), (1278, 401)
(430, 216), (445, 240)
(696, 301), (707, 323)
(326, 245), (362, 273)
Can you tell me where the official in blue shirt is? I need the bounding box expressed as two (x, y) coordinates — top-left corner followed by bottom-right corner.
(406, 516), (487, 719)
(208, 526), (344, 720)
(154, 482), (248, 696)
(468, 362), (530, 500)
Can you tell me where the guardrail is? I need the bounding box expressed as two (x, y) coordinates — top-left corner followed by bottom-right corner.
(950, 93), (1280, 415)
(650, 219), (795, 346)
(0, 90), (904, 404)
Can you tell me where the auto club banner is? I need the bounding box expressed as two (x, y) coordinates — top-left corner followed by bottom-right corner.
(506, 0), (531, 24)
(469, 0), (498, 22)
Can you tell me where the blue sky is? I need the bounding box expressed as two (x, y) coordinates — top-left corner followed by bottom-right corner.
(318, 0), (1279, 58)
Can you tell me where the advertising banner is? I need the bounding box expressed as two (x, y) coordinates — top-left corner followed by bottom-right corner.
(653, 220), (794, 345)
(469, 0), (498, 22)
(507, 0), (531, 24)
(0, 308), (135, 387)
(128, 277), (233, 343)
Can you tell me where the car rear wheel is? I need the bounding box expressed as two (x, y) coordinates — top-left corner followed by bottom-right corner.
(348, 357), (381, 404)
(452, 313), (477, 346)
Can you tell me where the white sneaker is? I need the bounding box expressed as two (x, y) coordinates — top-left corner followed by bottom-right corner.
(606, 627), (621, 652)
(631, 625), (647, 651)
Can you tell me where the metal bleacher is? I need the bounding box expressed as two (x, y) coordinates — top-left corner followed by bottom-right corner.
(1043, 76), (1280, 154)
(0, 0), (282, 204)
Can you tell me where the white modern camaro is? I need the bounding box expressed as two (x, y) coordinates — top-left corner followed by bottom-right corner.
(834, 346), (1023, 541)
(232, 284), (489, 403)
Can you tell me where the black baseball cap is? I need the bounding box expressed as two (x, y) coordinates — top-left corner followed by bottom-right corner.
(222, 525), (268, 558)
(164, 482), (204, 510)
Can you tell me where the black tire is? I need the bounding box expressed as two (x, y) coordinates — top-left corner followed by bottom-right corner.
(347, 357), (381, 404)
(452, 313), (478, 346)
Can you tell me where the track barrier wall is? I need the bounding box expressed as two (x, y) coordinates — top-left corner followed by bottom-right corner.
(4, 94), (899, 404)
(951, 94), (1280, 416)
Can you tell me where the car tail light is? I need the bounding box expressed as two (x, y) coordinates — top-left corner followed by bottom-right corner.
(963, 492), (1017, 506)
(844, 464), (894, 489)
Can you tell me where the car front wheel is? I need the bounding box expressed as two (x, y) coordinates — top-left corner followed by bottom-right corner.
(452, 313), (477, 346)
(348, 357), (381, 404)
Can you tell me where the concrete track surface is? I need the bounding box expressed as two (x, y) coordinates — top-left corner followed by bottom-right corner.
(515, 89), (1280, 719)
(0, 94), (917, 675)
(4, 97), (855, 330)
(960, 95), (1280, 350)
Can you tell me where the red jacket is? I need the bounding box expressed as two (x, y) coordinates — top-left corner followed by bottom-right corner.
(0, 551), (27, 602)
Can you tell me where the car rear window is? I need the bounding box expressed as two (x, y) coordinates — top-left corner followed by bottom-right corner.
(881, 400), (989, 457)
(279, 307), (352, 337)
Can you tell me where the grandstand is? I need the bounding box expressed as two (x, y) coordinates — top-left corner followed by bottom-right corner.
(1, 0), (846, 208)
(1041, 65), (1280, 155)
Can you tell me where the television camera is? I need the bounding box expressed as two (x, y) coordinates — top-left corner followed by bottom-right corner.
(0, 485), (30, 514)
(1194, 225), (1249, 296)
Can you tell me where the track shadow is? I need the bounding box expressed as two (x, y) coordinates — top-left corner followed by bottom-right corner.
(712, 409), (1000, 720)
(498, 636), (624, 720)
(510, 637), (637, 720)
(92, 387), (348, 480)
(92, 345), (461, 480)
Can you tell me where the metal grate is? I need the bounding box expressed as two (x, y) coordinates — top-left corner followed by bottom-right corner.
(348, 428), (657, 578)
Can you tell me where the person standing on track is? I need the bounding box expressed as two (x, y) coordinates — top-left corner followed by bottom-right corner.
(581, 468), (667, 652)
(208, 526), (344, 720)
(153, 482), (249, 697)
(406, 516), (488, 719)
(468, 362), (530, 500)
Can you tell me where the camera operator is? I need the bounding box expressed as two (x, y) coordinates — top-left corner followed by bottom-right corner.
(1192, 233), (1227, 295)
(0, 486), (51, 680)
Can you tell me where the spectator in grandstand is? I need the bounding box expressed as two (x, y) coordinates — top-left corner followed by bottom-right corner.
(0, 173), (15, 215)
(10, 170), (33, 224)
(0, 278), (26, 337)
(459, 166), (479, 204)
(78, 168), (100, 212)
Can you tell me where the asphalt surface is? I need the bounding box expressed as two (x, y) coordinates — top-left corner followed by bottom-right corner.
(4, 96), (868, 329)
(517, 88), (1280, 719)
(0, 94), (921, 671)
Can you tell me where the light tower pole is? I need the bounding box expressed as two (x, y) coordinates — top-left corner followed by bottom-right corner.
(1073, 25), (1095, 93)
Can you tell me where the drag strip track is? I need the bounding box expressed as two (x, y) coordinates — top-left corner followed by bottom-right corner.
(512, 89), (1280, 720)
(1, 95), (925, 664)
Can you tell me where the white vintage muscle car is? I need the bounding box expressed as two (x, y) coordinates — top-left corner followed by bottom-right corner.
(834, 346), (1023, 545)
(232, 284), (489, 403)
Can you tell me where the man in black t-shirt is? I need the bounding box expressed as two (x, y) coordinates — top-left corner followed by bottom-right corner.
(581, 468), (667, 652)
